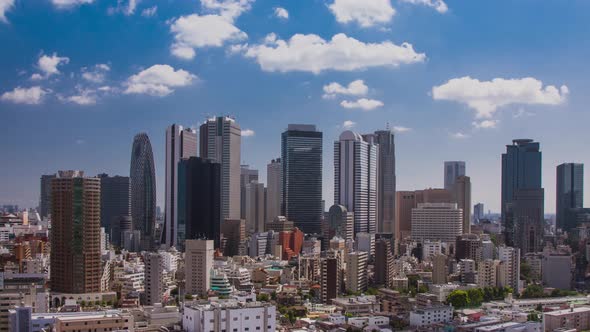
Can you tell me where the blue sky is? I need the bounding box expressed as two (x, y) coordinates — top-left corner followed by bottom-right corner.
(1, 0), (589, 213)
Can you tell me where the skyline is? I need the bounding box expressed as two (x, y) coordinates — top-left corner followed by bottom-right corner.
(1, 0), (590, 213)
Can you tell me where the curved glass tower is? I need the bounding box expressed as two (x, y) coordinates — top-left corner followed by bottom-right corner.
(130, 133), (157, 251)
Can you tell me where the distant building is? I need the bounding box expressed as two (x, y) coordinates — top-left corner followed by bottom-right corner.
(97, 173), (130, 235)
(512, 188), (544, 254)
(346, 251), (368, 293)
(474, 203), (484, 223)
(411, 203), (463, 243)
(278, 228), (304, 260)
(245, 181), (266, 234)
(542, 249), (573, 290)
(144, 252), (164, 305)
(265, 216), (294, 233)
(454, 175), (471, 234)
(396, 188), (454, 242)
(444, 161), (466, 191)
(240, 165), (259, 220)
(323, 204), (354, 249)
(185, 239), (213, 297)
(556, 163), (584, 232)
(221, 219), (246, 257)
(130, 133), (157, 251)
(410, 305), (453, 327)
(39, 174), (56, 220)
(266, 158), (282, 223)
(320, 250), (342, 304)
(455, 233), (482, 263)
(478, 259), (500, 288)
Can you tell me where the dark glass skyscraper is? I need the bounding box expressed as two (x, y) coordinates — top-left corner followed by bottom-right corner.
(556, 163), (584, 231)
(501, 139), (542, 247)
(39, 174), (56, 220)
(178, 157), (221, 249)
(98, 173), (130, 234)
(281, 124), (323, 234)
(130, 133), (157, 251)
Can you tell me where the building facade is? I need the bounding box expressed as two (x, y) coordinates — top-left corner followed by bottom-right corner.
(366, 130), (396, 234)
(98, 174), (130, 235)
(185, 239), (214, 297)
(130, 133), (157, 251)
(444, 161), (466, 191)
(411, 203), (463, 243)
(266, 158), (282, 223)
(556, 163), (584, 232)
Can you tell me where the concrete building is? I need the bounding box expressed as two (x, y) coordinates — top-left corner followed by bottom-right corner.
(331, 296), (379, 315)
(51, 171), (101, 294)
(459, 259), (477, 284)
(245, 181), (266, 234)
(346, 251), (368, 293)
(185, 239), (213, 297)
(144, 252), (164, 305)
(374, 238), (394, 287)
(478, 259), (500, 288)
(323, 204), (354, 249)
(542, 250), (573, 290)
(200, 116), (242, 223)
(409, 305), (453, 327)
(411, 203), (463, 243)
(396, 189), (454, 242)
(432, 254), (448, 285)
(356, 232), (375, 259)
(320, 250), (342, 304)
(544, 306), (590, 331)
(130, 133), (157, 251)
(266, 158), (282, 222)
(498, 246), (521, 293)
(454, 175), (472, 234)
(265, 216), (294, 233)
(183, 300), (276, 332)
(11, 310), (134, 332)
(456, 233), (482, 263)
(220, 219), (246, 257)
(444, 161), (466, 191)
(240, 165), (259, 220)
(334, 131), (378, 235)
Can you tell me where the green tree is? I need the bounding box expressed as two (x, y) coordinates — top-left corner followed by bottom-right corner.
(257, 293), (270, 302)
(184, 294), (194, 300)
(521, 284), (545, 299)
(467, 288), (484, 306)
(520, 261), (533, 282)
(447, 290), (470, 308)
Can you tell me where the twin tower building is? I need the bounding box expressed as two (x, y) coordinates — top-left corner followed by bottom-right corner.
(160, 117), (397, 251)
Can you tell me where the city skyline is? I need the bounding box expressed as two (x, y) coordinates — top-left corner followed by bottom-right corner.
(1, 1), (589, 214)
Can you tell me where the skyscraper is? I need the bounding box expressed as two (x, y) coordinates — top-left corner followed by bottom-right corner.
(240, 165), (259, 219)
(97, 174), (130, 234)
(281, 124), (323, 234)
(185, 239), (214, 297)
(50, 170), (101, 294)
(474, 203), (484, 223)
(556, 163), (584, 231)
(501, 139), (542, 246)
(453, 175), (471, 234)
(266, 158), (282, 222)
(178, 157), (221, 249)
(163, 124), (197, 248)
(39, 174), (56, 220)
(200, 116), (241, 222)
(334, 131), (378, 235)
(245, 181), (266, 234)
(374, 238), (394, 287)
(323, 204), (354, 247)
(144, 252), (164, 305)
(444, 161), (466, 191)
(130, 133), (157, 251)
(365, 130), (396, 234)
(512, 188), (544, 254)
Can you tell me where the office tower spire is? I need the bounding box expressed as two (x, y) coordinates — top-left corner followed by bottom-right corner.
(130, 133), (157, 251)
(163, 124), (197, 248)
(334, 131), (378, 235)
(556, 163), (584, 232)
(200, 116), (241, 222)
(281, 124), (323, 234)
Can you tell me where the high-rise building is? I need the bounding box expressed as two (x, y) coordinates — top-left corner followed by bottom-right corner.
(240, 165), (259, 219)
(432, 254), (448, 285)
(97, 174), (130, 234)
(477, 259), (500, 288)
(177, 157), (221, 249)
(411, 203), (463, 243)
(334, 131), (378, 235)
(346, 251), (368, 293)
(185, 239), (214, 297)
(323, 204), (354, 248)
(39, 174), (56, 220)
(266, 158), (282, 222)
(374, 238), (394, 287)
(453, 175), (471, 234)
(512, 188), (545, 254)
(281, 124), (323, 234)
(144, 252), (164, 305)
(130, 133), (157, 251)
(220, 219), (246, 257)
(111, 215), (132, 247)
(320, 250), (342, 304)
(501, 139), (542, 246)
(556, 163), (584, 232)
(498, 246), (521, 293)
(444, 161), (466, 191)
(245, 181), (266, 234)
(200, 116), (241, 223)
(163, 124), (197, 248)
(50, 170), (101, 294)
(364, 130), (396, 234)
(396, 189), (454, 242)
(455, 234), (482, 263)
(474, 203), (484, 223)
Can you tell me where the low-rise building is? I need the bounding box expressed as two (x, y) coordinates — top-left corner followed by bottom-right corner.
(331, 296), (379, 315)
(409, 305), (453, 327)
(544, 307), (590, 331)
(182, 300), (276, 332)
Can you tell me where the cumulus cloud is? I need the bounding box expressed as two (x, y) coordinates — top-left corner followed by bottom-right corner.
(329, 0), (395, 28)
(472, 119), (498, 129)
(51, 0), (94, 8)
(241, 129), (255, 137)
(1, 86), (49, 105)
(399, 0), (448, 13)
(108, 0), (139, 15)
(432, 76), (569, 119)
(81, 64), (110, 83)
(0, 0), (14, 23)
(31, 53), (70, 80)
(274, 7), (288, 20)
(451, 132), (469, 139)
(238, 33), (425, 74)
(124, 64), (197, 97)
(170, 14), (247, 60)
(141, 6), (157, 17)
(342, 120), (356, 129)
(340, 98), (383, 111)
(63, 89), (98, 105)
(392, 126), (412, 133)
(200, 0), (254, 21)
(323, 80), (368, 99)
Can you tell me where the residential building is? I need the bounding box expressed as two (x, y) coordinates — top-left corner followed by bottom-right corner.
(432, 254), (448, 285)
(185, 239), (213, 297)
(374, 238), (394, 287)
(544, 306), (590, 331)
(478, 259), (500, 288)
(498, 246), (521, 293)
(220, 219), (246, 257)
(144, 252), (164, 305)
(346, 251), (368, 293)
(320, 250), (342, 304)
(183, 300), (276, 332)
(409, 305), (453, 327)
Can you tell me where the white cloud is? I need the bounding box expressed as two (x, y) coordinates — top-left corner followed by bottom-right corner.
(81, 64), (110, 83)
(513, 108), (535, 118)
(0, 0), (14, 23)
(329, 0), (395, 28)
(323, 80), (368, 99)
(75, 139), (86, 145)
(141, 5), (157, 17)
(392, 126), (412, 133)
(432, 76), (569, 119)
(472, 119), (498, 129)
(399, 0), (448, 13)
(340, 98), (383, 111)
(342, 120), (356, 129)
(1, 86), (49, 105)
(451, 132), (469, 139)
(239, 33), (425, 74)
(200, 0), (254, 21)
(51, 0), (94, 8)
(124, 64), (197, 97)
(64, 89), (97, 105)
(32, 53), (70, 80)
(274, 7), (288, 20)
(170, 14), (247, 60)
(241, 129), (255, 137)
